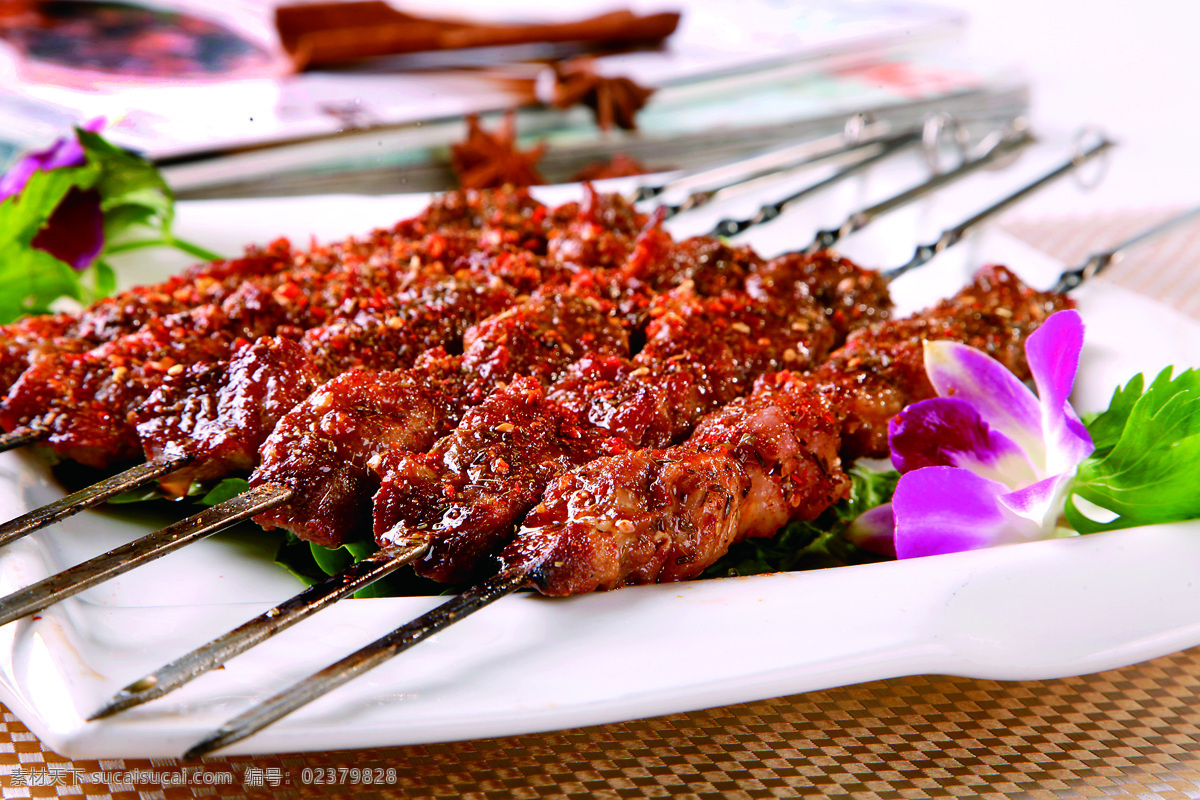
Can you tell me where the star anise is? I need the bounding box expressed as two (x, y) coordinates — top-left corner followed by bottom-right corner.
(450, 111), (546, 190)
(551, 57), (655, 131)
(570, 153), (650, 182)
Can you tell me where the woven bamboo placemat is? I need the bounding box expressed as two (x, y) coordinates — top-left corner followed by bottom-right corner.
(0, 210), (1197, 799)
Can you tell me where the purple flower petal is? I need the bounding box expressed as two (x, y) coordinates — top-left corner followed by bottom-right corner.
(1024, 310), (1095, 470)
(30, 188), (104, 271)
(923, 340), (1046, 464)
(845, 503), (897, 557)
(0, 158), (39, 203)
(0, 118), (104, 202)
(892, 467), (1044, 559)
(996, 471), (1074, 535)
(889, 396), (1038, 486)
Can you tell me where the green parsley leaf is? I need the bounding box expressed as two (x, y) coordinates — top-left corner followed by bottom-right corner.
(1068, 367), (1200, 533)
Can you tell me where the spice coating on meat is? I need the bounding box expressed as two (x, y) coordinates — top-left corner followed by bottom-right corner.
(620, 235), (764, 299)
(0, 307), (239, 466)
(546, 289), (835, 448)
(499, 266), (1069, 596)
(545, 185), (647, 269)
(504, 445), (749, 594)
(133, 337), (324, 496)
(807, 264), (1073, 460)
(638, 288), (834, 402)
(690, 371), (848, 535)
(0, 246), (292, 392)
(457, 289), (630, 398)
(746, 249), (892, 339)
(251, 366), (464, 547)
(251, 288), (632, 547)
(368, 282), (840, 582)
(505, 374), (848, 595)
(374, 377), (629, 583)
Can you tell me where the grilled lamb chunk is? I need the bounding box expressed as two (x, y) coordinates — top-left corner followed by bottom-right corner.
(252, 289), (630, 546)
(251, 365), (464, 548)
(375, 377), (629, 583)
(807, 264), (1073, 460)
(505, 445), (750, 595)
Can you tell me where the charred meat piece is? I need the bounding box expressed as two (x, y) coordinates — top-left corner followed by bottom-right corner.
(133, 337), (324, 496)
(251, 289), (632, 547)
(507, 372), (847, 595)
(251, 365), (465, 548)
(132, 276), (516, 496)
(505, 445), (749, 595)
(0, 307), (240, 467)
(375, 377), (628, 583)
(808, 264), (1073, 460)
(500, 266), (1071, 596)
(690, 371), (848, 537)
(746, 249), (893, 339)
(369, 286), (838, 582)
(0, 246), (292, 392)
(546, 185), (648, 270)
(547, 289), (834, 447)
(457, 288), (629, 401)
(638, 287), (834, 401)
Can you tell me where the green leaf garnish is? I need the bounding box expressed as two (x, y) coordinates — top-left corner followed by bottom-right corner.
(1068, 367), (1200, 533)
(0, 127), (221, 324)
(198, 477), (252, 506)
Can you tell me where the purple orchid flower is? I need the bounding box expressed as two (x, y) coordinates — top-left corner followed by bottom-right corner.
(1, 119), (106, 271)
(849, 309), (1094, 559)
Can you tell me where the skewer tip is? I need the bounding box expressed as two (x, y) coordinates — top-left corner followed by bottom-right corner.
(87, 675), (162, 721)
(182, 728), (243, 762)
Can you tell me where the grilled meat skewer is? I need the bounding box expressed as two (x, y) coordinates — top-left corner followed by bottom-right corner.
(0, 186), (568, 396)
(177, 261), (1069, 760)
(510, 265), (1070, 594)
(372, 283), (834, 583)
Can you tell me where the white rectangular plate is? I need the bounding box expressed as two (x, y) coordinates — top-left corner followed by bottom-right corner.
(2, 149), (1199, 759)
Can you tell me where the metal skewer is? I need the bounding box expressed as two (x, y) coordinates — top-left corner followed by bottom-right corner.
(1051, 202), (1200, 293)
(884, 134), (1117, 281)
(654, 129), (919, 219)
(631, 113), (895, 205)
(89, 537), (433, 720)
(704, 131), (924, 237)
(183, 566), (528, 760)
(0, 426), (46, 454)
(799, 124), (1035, 255)
(0, 483), (290, 628)
(0, 452), (192, 547)
(176, 131), (1154, 757)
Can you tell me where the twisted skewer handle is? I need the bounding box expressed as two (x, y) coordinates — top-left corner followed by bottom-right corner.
(802, 125), (1036, 256)
(884, 135), (1118, 281)
(706, 131), (921, 238)
(1050, 203), (1200, 293)
(631, 114), (895, 204)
